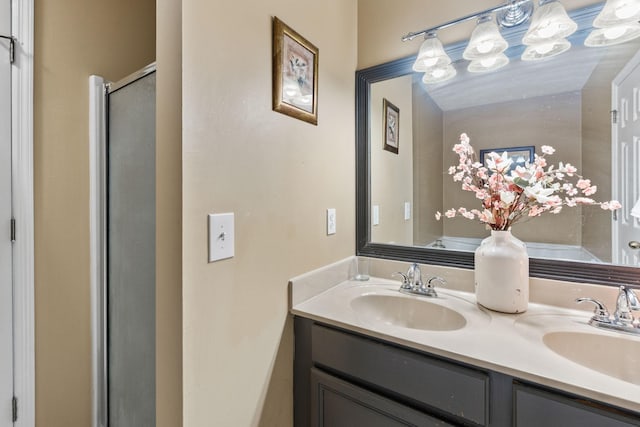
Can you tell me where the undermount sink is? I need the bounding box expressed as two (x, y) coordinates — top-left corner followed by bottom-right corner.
(543, 331), (640, 385)
(350, 293), (466, 331)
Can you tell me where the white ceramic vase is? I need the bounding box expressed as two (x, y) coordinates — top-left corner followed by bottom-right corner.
(474, 230), (529, 313)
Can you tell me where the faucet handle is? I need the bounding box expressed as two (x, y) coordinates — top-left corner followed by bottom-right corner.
(427, 276), (447, 288)
(392, 272), (412, 290)
(576, 297), (611, 323)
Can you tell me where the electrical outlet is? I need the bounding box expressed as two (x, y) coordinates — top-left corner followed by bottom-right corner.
(372, 205), (380, 226)
(327, 208), (336, 235)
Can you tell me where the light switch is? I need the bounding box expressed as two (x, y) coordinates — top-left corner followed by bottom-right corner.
(327, 208), (336, 235)
(208, 213), (234, 262)
(404, 202), (411, 220)
(372, 205), (380, 226)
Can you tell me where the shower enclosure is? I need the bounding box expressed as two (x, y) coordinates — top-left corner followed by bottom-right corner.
(90, 63), (156, 427)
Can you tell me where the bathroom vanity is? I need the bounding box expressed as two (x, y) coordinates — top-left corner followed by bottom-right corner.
(290, 258), (640, 426)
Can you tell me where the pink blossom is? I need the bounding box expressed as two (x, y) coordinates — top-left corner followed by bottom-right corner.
(462, 211), (475, 220)
(528, 206), (544, 217)
(601, 201), (622, 210)
(445, 209), (456, 218)
(541, 145), (555, 155)
(576, 179), (591, 190)
(574, 197), (595, 205)
(435, 212), (442, 220)
(583, 186), (597, 196)
(448, 166), (456, 174)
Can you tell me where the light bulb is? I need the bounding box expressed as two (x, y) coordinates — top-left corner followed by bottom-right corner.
(535, 43), (554, 54)
(477, 40), (495, 53)
(420, 57), (439, 68)
(481, 57), (497, 67)
(604, 25), (627, 39)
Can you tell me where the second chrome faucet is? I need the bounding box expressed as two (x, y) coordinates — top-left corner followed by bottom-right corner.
(576, 285), (640, 335)
(393, 263), (446, 298)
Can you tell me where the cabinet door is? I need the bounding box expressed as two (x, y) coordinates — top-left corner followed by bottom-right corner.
(311, 368), (454, 427)
(514, 383), (640, 427)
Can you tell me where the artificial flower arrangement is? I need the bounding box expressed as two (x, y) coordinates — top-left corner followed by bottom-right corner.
(436, 133), (621, 230)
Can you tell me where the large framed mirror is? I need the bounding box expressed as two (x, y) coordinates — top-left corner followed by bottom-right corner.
(356, 2), (640, 285)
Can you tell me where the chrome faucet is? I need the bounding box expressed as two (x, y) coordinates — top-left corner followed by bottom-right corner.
(393, 263), (446, 297)
(576, 285), (640, 335)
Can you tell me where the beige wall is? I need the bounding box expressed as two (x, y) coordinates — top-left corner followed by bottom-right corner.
(443, 93), (583, 244)
(371, 75), (414, 245)
(182, 1), (357, 425)
(34, 0), (155, 425)
(156, 0), (182, 425)
(412, 78), (443, 246)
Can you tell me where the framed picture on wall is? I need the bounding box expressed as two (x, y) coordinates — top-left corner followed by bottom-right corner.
(479, 145), (534, 172)
(272, 16), (319, 125)
(383, 98), (399, 154)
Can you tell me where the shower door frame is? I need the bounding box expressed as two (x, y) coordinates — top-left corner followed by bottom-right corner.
(89, 62), (157, 427)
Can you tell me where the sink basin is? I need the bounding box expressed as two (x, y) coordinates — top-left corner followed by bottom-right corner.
(543, 331), (640, 385)
(350, 294), (466, 331)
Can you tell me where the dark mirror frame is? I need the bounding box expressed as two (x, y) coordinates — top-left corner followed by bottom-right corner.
(355, 4), (640, 287)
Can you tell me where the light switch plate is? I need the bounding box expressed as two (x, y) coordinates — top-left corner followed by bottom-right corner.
(208, 213), (234, 262)
(404, 202), (411, 220)
(372, 205), (380, 226)
(327, 208), (336, 235)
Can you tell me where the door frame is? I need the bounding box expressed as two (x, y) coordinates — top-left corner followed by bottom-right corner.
(11, 0), (34, 426)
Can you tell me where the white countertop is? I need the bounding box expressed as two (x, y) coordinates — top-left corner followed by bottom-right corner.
(289, 258), (640, 413)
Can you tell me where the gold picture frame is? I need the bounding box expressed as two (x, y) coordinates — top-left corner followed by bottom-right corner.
(383, 98), (399, 154)
(272, 17), (319, 125)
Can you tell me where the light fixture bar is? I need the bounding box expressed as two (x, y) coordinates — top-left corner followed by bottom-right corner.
(402, 0), (533, 42)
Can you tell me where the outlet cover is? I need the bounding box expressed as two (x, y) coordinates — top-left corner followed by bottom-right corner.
(327, 208), (336, 235)
(372, 205), (380, 226)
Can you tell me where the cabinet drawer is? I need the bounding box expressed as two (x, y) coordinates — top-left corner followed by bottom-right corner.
(514, 383), (640, 427)
(311, 324), (489, 426)
(311, 368), (454, 427)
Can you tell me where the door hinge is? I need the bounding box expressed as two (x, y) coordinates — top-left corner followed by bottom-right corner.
(611, 109), (618, 124)
(10, 218), (15, 242)
(0, 35), (15, 64)
(12, 396), (17, 422)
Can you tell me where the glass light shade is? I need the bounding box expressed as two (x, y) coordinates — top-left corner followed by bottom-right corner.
(523, 1), (578, 45)
(521, 38), (571, 60)
(593, 0), (640, 28)
(585, 21), (640, 46)
(422, 65), (457, 84)
(413, 34), (452, 71)
(467, 53), (509, 73)
(463, 16), (509, 60)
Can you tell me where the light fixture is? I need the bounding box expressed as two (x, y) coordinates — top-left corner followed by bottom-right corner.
(521, 38), (571, 60)
(585, 21), (640, 46)
(586, 0), (640, 46)
(467, 53), (510, 72)
(593, 0), (640, 28)
(463, 15), (509, 60)
(412, 33), (452, 71)
(422, 65), (457, 84)
(632, 199), (640, 218)
(523, 0), (578, 45)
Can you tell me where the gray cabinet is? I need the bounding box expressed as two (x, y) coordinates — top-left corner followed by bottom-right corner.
(514, 384), (639, 427)
(311, 368), (453, 427)
(294, 317), (640, 427)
